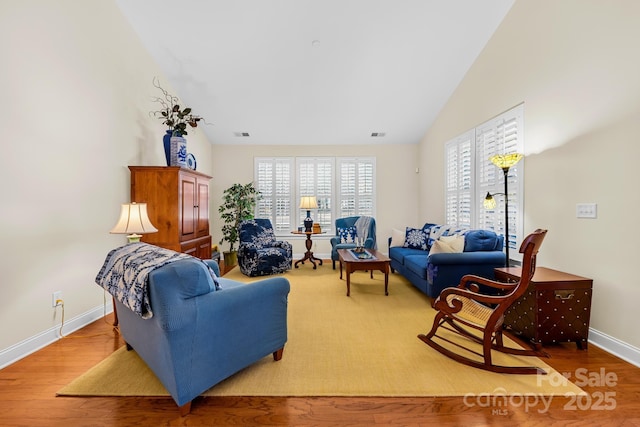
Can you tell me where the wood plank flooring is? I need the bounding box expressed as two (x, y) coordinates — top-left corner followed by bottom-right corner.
(1, 264), (640, 426)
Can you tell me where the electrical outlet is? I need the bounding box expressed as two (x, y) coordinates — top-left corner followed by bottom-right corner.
(52, 291), (62, 307)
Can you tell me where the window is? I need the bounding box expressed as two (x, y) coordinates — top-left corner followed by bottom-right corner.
(444, 130), (474, 228)
(296, 157), (334, 232)
(444, 104), (524, 259)
(337, 158), (375, 218)
(255, 158), (294, 234)
(255, 156), (376, 235)
(476, 107), (524, 255)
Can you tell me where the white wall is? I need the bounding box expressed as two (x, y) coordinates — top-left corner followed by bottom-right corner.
(0, 0), (213, 364)
(420, 0), (640, 354)
(210, 144), (420, 259)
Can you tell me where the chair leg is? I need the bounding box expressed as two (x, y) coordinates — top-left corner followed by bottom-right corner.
(273, 347), (284, 361)
(178, 401), (192, 416)
(332, 259), (336, 269)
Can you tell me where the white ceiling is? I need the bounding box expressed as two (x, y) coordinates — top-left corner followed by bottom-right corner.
(116, 0), (514, 145)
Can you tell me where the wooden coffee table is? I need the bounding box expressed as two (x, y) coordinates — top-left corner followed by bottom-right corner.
(337, 248), (391, 296)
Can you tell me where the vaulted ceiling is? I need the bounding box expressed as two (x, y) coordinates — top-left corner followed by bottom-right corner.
(116, 0), (514, 145)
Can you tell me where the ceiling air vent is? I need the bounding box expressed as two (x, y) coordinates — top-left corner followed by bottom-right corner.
(371, 132), (386, 137)
(234, 132), (250, 137)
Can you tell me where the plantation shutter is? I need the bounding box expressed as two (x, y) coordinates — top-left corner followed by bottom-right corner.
(337, 158), (375, 220)
(475, 104), (524, 258)
(297, 158), (334, 232)
(255, 158), (294, 233)
(444, 131), (474, 228)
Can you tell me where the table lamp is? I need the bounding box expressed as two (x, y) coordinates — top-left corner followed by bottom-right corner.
(299, 196), (318, 232)
(110, 202), (158, 243)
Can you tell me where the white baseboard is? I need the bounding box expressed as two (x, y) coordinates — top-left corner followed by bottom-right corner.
(588, 328), (640, 368)
(0, 304), (113, 370)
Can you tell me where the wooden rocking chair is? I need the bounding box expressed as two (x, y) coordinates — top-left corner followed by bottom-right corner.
(418, 229), (548, 375)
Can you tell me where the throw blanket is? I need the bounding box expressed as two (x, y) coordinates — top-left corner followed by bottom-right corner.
(354, 216), (376, 249)
(95, 243), (192, 319)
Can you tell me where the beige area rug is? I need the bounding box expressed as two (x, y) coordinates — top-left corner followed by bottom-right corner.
(58, 265), (584, 398)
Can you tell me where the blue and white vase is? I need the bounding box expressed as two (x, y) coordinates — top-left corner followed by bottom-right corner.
(163, 130), (187, 167)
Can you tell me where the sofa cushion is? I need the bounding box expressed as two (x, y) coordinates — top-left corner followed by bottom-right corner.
(464, 230), (502, 252)
(405, 255), (429, 280)
(389, 246), (426, 264)
(404, 227), (429, 250)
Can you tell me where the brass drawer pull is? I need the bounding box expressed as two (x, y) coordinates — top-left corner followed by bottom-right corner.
(554, 290), (575, 300)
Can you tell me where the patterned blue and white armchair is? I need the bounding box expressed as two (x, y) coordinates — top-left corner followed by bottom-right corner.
(330, 216), (377, 269)
(238, 219), (293, 277)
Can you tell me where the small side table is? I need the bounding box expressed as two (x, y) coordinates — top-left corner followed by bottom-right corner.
(291, 231), (324, 269)
(494, 267), (593, 350)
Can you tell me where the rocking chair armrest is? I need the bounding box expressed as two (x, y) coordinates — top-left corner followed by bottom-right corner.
(434, 285), (514, 312)
(458, 274), (518, 291)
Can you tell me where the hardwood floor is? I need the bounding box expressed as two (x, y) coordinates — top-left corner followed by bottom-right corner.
(1, 265), (640, 426)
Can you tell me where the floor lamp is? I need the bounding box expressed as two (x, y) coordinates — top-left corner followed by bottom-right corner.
(483, 153), (523, 267)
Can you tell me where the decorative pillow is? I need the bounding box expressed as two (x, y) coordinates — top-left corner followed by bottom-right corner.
(389, 228), (406, 247)
(441, 235), (466, 252)
(337, 226), (357, 243)
(443, 227), (469, 237)
(426, 225), (447, 248)
(429, 235), (465, 255)
(404, 227), (429, 250)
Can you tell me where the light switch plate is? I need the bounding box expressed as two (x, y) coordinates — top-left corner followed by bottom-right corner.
(576, 203), (597, 219)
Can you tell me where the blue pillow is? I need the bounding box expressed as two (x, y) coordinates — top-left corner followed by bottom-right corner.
(464, 230), (500, 252)
(403, 227), (429, 250)
(337, 226), (357, 243)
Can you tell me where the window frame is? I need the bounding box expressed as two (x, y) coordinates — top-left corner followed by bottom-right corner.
(255, 156), (376, 237)
(444, 104), (525, 262)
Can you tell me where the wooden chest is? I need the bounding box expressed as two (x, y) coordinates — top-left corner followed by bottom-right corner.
(494, 267), (593, 350)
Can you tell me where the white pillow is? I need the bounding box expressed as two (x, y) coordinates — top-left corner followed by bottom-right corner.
(389, 228), (406, 247)
(430, 235), (465, 254)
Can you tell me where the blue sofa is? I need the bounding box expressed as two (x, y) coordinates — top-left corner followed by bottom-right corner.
(100, 247), (289, 415)
(389, 223), (506, 298)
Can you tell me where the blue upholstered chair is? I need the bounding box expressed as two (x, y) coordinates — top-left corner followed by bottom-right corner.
(330, 216), (377, 269)
(238, 218), (293, 277)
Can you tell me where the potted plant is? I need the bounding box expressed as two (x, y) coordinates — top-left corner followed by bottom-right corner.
(218, 182), (260, 267)
(150, 77), (206, 166)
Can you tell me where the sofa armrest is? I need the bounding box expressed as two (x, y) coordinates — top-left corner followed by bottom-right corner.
(203, 259), (221, 276)
(273, 240), (293, 251)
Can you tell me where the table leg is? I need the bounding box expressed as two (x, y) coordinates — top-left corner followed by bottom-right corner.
(384, 264), (389, 296)
(346, 265), (351, 297)
(112, 296), (119, 326)
(294, 233), (323, 269)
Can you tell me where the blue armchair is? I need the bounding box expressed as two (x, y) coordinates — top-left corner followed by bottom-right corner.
(97, 244), (289, 415)
(330, 216), (377, 269)
(238, 218), (293, 277)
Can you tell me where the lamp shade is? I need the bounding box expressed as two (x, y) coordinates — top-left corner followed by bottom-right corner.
(110, 203), (158, 242)
(299, 196), (318, 210)
(483, 192), (497, 210)
(489, 153), (524, 170)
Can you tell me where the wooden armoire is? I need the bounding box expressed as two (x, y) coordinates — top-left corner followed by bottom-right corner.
(129, 166), (212, 260)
